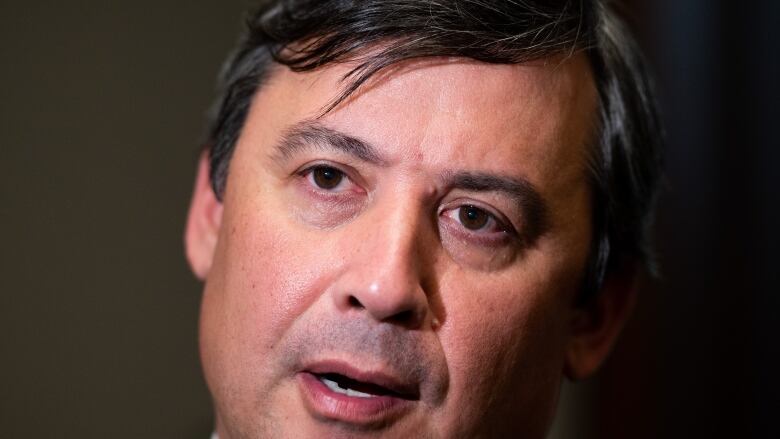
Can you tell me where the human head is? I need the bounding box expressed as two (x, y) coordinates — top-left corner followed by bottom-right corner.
(185, 0), (663, 437)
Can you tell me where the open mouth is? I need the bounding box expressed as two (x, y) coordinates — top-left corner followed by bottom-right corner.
(314, 372), (411, 399)
(297, 361), (420, 424)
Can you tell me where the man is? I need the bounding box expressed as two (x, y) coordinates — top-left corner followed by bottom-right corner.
(184, 0), (662, 437)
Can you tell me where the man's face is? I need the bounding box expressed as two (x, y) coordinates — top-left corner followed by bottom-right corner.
(187, 55), (610, 437)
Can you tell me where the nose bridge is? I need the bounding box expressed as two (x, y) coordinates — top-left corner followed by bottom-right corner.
(367, 193), (421, 276)
(335, 189), (430, 325)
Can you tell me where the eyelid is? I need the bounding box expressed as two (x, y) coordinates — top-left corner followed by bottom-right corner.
(296, 161), (367, 194)
(295, 154), (368, 179)
(443, 208), (499, 233)
(439, 199), (518, 236)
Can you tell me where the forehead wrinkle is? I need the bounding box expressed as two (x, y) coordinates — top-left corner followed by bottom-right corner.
(271, 119), (388, 165)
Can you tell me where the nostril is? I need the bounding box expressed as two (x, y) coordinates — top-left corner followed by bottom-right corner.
(390, 309), (415, 324)
(348, 296), (364, 309)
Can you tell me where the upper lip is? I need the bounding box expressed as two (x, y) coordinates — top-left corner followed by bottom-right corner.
(303, 359), (421, 400)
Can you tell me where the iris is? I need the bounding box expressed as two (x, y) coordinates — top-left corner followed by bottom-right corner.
(459, 205), (489, 230)
(312, 166), (343, 189)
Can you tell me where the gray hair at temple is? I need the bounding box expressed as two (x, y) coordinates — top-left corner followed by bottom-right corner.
(203, 0), (664, 301)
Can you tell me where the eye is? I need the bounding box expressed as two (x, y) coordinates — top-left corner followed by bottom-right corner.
(292, 163), (366, 228)
(307, 165), (348, 191)
(442, 204), (514, 237)
(439, 202), (520, 268)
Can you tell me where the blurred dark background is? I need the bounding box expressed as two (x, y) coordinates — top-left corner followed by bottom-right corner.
(1, 1), (777, 438)
(594, 1), (780, 438)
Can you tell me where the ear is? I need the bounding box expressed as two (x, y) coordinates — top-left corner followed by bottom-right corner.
(184, 152), (223, 280)
(564, 263), (638, 380)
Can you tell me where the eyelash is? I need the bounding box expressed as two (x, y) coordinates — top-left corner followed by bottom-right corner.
(296, 164), (517, 244)
(440, 204), (517, 244)
(298, 164), (358, 194)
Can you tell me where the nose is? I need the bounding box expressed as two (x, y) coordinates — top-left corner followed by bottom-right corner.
(331, 196), (434, 329)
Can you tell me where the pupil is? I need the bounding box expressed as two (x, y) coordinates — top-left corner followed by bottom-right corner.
(313, 167), (342, 189)
(460, 205), (488, 230)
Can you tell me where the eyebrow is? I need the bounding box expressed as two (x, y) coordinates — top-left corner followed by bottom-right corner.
(442, 171), (549, 243)
(273, 120), (548, 242)
(273, 120), (387, 165)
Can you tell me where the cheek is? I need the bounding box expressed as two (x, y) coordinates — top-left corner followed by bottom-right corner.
(434, 264), (572, 433)
(199, 200), (337, 392)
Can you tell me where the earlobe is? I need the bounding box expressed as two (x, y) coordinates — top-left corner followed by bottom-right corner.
(564, 263), (638, 380)
(184, 152), (223, 280)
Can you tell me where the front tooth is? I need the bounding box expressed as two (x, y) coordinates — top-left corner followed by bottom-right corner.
(346, 388), (373, 398)
(321, 377), (348, 394)
(320, 376), (375, 398)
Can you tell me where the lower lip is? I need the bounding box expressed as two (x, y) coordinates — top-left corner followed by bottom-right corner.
(297, 372), (413, 426)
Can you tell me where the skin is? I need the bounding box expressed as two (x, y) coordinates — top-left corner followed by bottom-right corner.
(185, 54), (635, 438)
